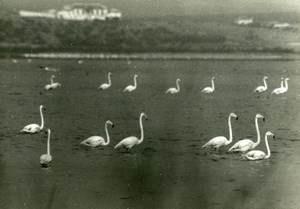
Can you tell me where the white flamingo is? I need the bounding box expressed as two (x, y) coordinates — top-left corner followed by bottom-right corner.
(124, 74), (138, 92)
(253, 76), (268, 93)
(98, 72), (112, 90)
(81, 120), (114, 148)
(228, 114), (265, 152)
(202, 113), (238, 150)
(243, 131), (275, 161)
(45, 75), (61, 90)
(279, 78), (289, 94)
(40, 128), (52, 167)
(271, 78), (284, 95)
(201, 77), (215, 93)
(20, 105), (45, 133)
(114, 113), (147, 151)
(165, 78), (181, 94)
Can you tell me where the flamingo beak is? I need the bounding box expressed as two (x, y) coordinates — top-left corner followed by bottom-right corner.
(273, 135), (275, 139)
(236, 117), (238, 120)
(263, 117), (265, 121)
(112, 123), (115, 128)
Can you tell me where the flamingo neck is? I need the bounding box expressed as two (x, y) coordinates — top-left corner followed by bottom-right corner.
(265, 135), (271, 159)
(263, 78), (267, 89)
(137, 115), (144, 145)
(211, 79), (215, 90)
(176, 80), (180, 91)
(253, 117), (261, 147)
(284, 80), (288, 90)
(108, 74), (111, 86)
(47, 131), (51, 155)
(50, 77), (54, 84)
(133, 76), (137, 88)
(280, 80), (284, 88)
(104, 122), (110, 145)
(40, 107), (44, 130)
(227, 115), (233, 144)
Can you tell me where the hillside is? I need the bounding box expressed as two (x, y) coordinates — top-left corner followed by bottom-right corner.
(0, 10), (299, 55)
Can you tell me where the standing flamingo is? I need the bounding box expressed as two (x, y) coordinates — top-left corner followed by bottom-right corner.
(45, 75), (61, 90)
(201, 77), (215, 94)
(124, 74), (138, 92)
(98, 72), (112, 90)
(81, 120), (114, 148)
(243, 131), (275, 160)
(20, 105), (45, 133)
(114, 113), (147, 151)
(271, 78), (284, 95)
(279, 78), (290, 94)
(40, 129), (52, 167)
(165, 78), (181, 94)
(254, 76), (268, 94)
(202, 113), (238, 150)
(228, 114), (265, 152)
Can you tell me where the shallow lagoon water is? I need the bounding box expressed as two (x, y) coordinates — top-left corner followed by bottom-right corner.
(0, 58), (300, 209)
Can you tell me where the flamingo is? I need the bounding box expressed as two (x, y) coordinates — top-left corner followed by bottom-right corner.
(165, 78), (181, 94)
(20, 105), (45, 133)
(124, 74), (138, 92)
(98, 72), (112, 90)
(279, 78), (290, 94)
(202, 113), (238, 150)
(114, 113), (147, 151)
(81, 120), (114, 148)
(45, 75), (61, 90)
(243, 132), (275, 161)
(271, 78), (284, 95)
(40, 129), (52, 167)
(254, 76), (268, 93)
(201, 77), (215, 93)
(228, 114), (265, 152)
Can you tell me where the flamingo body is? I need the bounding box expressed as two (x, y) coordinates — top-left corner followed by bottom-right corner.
(115, 113), (147, 151)
(98, 72), (112, 90)
(166, 78), (181, 94)
(21, 105), (45, 134)
(81, 120), (114, 148)
(124, 75), (138, 92)
(201, 77), (215, 94)
(244, 131), (274, 161)
(202, 136), (229, 149)
(40, 129), (52, 167)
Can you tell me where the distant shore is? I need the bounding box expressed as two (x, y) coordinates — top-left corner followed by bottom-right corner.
(17, 52), (300, 60)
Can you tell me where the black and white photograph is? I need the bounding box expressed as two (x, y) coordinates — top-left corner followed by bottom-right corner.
(0, 0), (300, 208)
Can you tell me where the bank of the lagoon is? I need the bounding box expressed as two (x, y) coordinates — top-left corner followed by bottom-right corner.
(22, 52), (300, 60)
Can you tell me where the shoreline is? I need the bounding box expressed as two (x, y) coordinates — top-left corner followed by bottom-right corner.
(19, 52), (300, 60)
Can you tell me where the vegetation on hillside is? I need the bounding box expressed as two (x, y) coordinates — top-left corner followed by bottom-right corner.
(0, 10), (298, 54)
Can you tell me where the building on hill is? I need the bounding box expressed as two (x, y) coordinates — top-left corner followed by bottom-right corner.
(19, 3), (121, 21)
(235, 17), (253, 25)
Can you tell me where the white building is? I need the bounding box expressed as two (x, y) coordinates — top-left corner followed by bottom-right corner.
(235, 18), (253, 25)
(19, 3), (121, 21)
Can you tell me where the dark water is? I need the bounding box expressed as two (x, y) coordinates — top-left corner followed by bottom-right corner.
(0, 58), (300, 209)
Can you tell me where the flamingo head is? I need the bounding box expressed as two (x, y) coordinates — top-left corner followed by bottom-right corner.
(264, 76), (268, 80)
(230, 113), (238, 120)
(108, 72), (112, 75)
(141, 112), (148, 120)
(212, 77), (215, 80)
(40, 105), (46, 111)
(285, 78), (290, 81)
(256, 113), (265, 121)
(51, 75), (56, 78)
(177, 78), (181, 82)
(134, 74), (138, 78)
(106, 120), (114, 127)
(266, 131), (275, 139)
